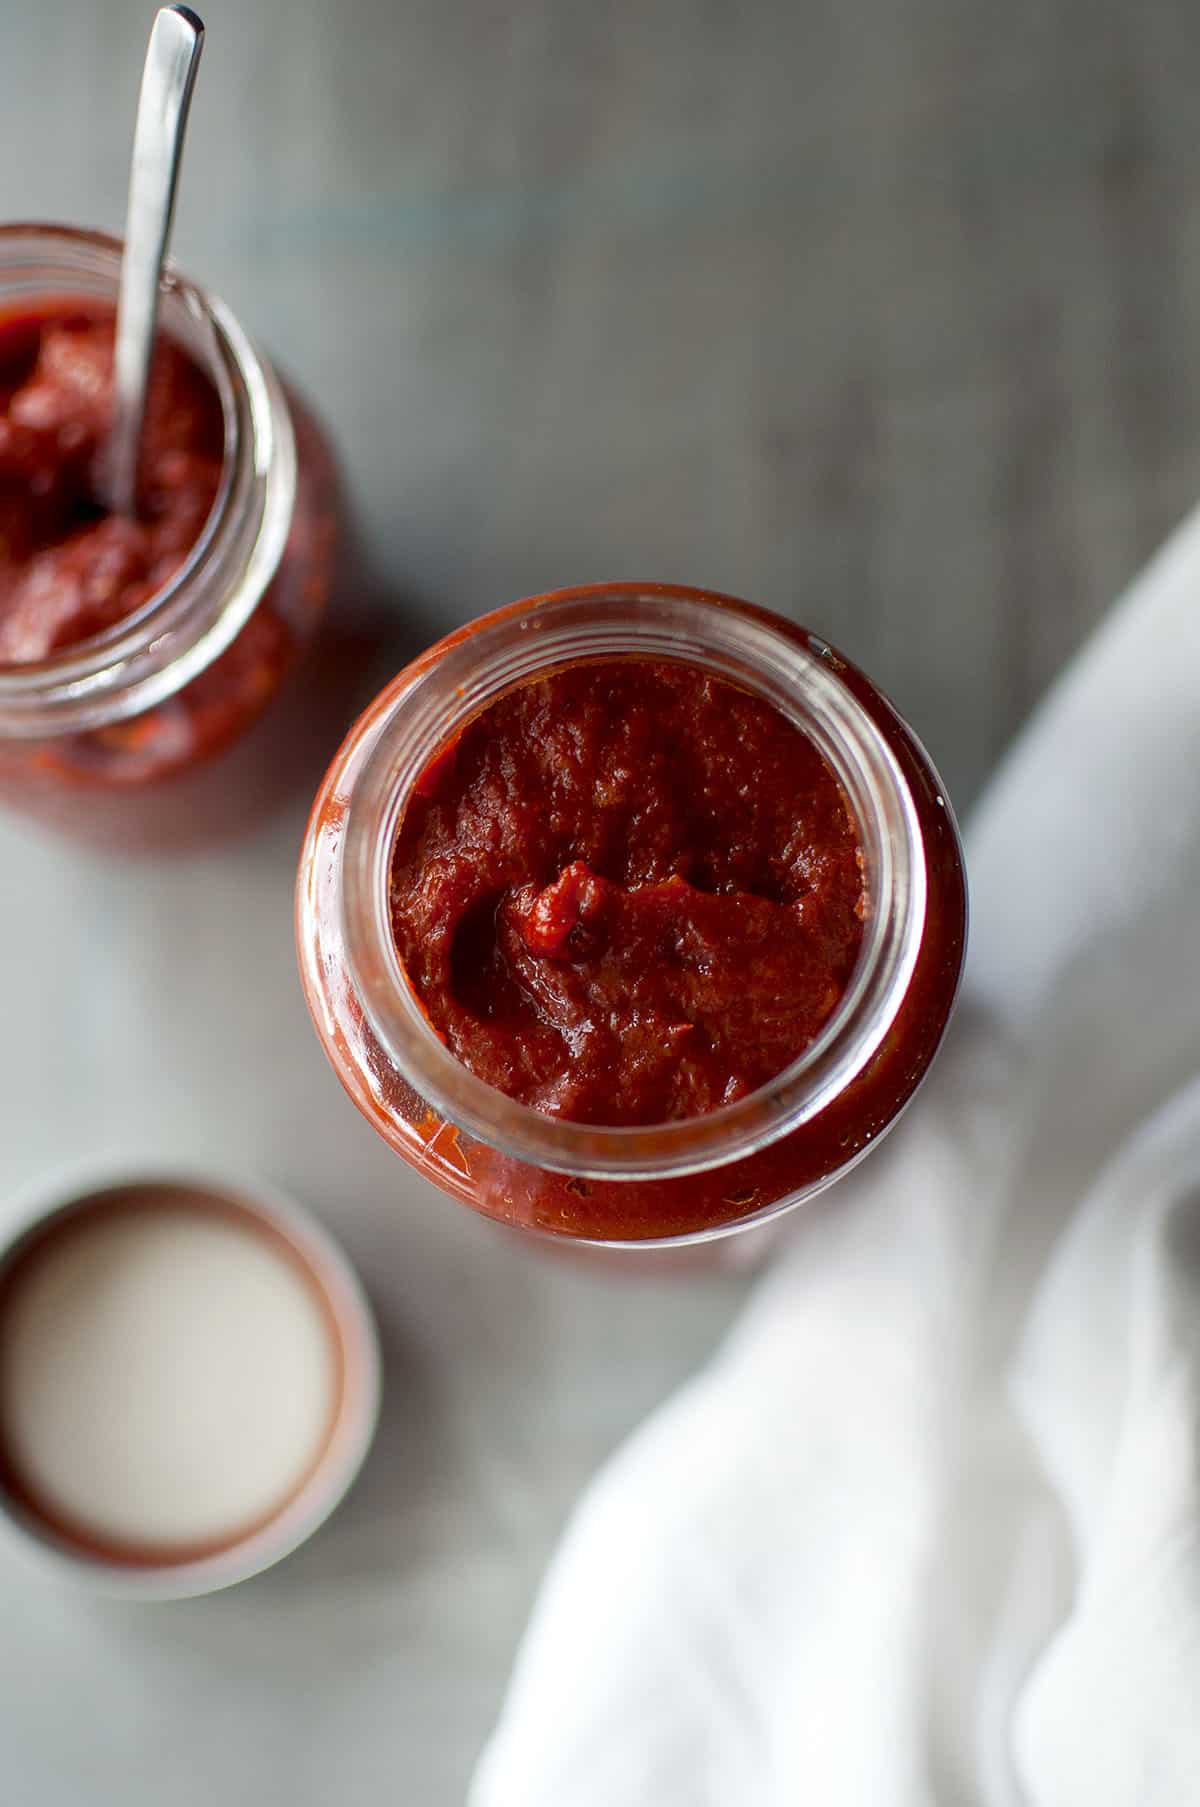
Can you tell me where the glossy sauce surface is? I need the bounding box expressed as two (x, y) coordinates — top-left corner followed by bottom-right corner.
(0, 299), (348, 846)
(390, 661), (865, 1126)
(0, 305), (222, 662)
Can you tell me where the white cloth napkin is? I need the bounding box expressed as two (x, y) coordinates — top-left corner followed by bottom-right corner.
(470, 505), (1200, 1807)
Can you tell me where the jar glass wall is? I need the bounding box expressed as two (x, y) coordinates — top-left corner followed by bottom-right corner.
(297, 585), (967, 1246)
(0, 224), (349, 851)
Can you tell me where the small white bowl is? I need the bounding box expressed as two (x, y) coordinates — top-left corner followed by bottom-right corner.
(0, 1165), (381, 1599)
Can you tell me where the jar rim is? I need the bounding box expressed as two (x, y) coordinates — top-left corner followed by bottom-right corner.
(335, 585), (929, 1182)
(0, 222), (296, 737)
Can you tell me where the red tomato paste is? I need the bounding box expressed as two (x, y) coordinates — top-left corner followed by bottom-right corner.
(390, 661), (865, 1126)
(0, 304), (222, 661)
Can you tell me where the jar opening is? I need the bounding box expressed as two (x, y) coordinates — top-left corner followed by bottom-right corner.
(0, 224), (295, 739)
(340, 587), (929, 1182)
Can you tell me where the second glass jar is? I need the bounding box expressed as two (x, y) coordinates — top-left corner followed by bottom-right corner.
(0, 223), (354, 851)
(297, 584), (967, 1247)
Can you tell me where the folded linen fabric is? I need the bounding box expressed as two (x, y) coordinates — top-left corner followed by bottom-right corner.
(472, 508), (1200, 1807)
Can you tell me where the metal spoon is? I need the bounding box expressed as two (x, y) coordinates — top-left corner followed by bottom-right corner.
(103, 5), (205, 518)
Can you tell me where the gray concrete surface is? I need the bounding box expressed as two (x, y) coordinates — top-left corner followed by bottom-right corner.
(2, 2), (1199, 1800)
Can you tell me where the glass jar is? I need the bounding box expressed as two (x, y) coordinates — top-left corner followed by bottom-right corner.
(0, 223), (348, 851)
(297, 584), (967, 1247)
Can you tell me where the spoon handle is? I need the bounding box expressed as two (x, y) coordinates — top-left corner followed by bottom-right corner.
(105, 5), (205, 518)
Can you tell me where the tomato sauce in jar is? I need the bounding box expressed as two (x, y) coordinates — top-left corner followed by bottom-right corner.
(390, 661), (866, 1126)
(299, 586), (967, 1246)
(0, 226), (364, 852)
(0, 305), (224, 664)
